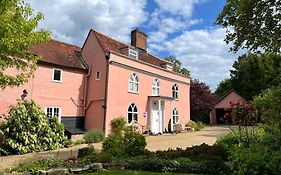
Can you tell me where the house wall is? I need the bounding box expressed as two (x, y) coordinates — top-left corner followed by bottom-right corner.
(81, 30), (107, 131)
(0, 65), (85, 120)
(105, 53), (190, 135)
(214, 92), (245, 109)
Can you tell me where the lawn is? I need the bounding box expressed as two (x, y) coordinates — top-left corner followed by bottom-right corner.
(83, 170), (193, 175)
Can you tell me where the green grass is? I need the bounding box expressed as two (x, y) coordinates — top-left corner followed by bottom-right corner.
(83, 170), (194, 175)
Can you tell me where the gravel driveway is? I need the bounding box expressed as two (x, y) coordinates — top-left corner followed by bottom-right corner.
(0, 125), (233, 171)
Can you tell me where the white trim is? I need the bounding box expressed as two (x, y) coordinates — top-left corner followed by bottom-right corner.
(127, 103), (138, 124)
(45, 106), (61, 123)
(128, 73), (139, 93)
(172, 108), (179, 125)
(172, 83), (179, 100)
(152, 78), (160, 96)
(128, 49), (138, 59)
(52, 68), (63, 83)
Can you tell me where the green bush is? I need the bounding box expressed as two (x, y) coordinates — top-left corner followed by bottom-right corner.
(123, 131), (147, 157)
(77, 146), (96, 158)
(102, 134), (124, 157)
(189, 120), (204, 131)
(12, 158), (67, 174)
(110, 117), (127, 135)
(0, 100), (67, 154)
(83, 129), (105, 143)
(74, 139), (85, 145)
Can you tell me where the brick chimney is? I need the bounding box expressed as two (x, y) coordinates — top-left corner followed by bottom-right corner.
(131, 28), (147, 51)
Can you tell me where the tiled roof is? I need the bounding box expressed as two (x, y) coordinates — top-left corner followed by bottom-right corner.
(91, 29), (169, 68)
(29, 39), (87, 70)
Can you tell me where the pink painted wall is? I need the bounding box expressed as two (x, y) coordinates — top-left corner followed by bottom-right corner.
(105, 53), (190, 135)
(214, 91), (245, 109)
(81, 30), (107, 131)
(0, 65), (85, 120)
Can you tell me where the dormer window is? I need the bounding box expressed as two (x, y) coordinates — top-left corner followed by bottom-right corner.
(128, 48), (138, 59)
(161, 63), (173, 71)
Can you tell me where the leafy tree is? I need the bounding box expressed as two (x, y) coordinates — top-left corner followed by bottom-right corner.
(230, 53), (281, 100)
(253, 85), (281, 126)
(216, 0), (281, 53)
(190, 79), (217, 123)
(215, 78), (232, 98)
(164, 56), (190, 76)
(0, 0), (50, 88)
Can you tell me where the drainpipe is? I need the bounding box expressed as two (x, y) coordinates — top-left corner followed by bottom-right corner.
(83, 65), (91, 116)
(103, 52), (110, 134)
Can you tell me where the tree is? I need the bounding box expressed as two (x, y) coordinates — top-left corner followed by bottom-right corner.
(230, 53), (281, 100)
(0, 0), (50, 88)
(164, 56), (190, 76)
(190, 79), (217, 123)
(216, 0), (281, 53)
(215, 78), (232, 98)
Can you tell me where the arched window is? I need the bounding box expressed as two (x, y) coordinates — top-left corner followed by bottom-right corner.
(152, 79), (160, 96)
(172, 108), (179, 124)
(128, 103), (138, 123)
(172, 83), (179, 99)
(128, 73), (139, 93)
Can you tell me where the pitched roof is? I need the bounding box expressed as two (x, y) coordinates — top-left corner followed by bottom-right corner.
(91, 29), (170, 68)
(29, 39), (87, 70)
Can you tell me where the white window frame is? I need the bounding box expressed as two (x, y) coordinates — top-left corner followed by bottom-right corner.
(128, 49), (138, 59)
(45, 107), (61, 122)
(127, 103), (138, 124)
(172, 108), (179, 124)
(96, 71), (100, 80)
(52, 68), (62, 83)
(128, 73), (139, 93)
(152, 79), (160, 96)
(172, 83), (179, 100)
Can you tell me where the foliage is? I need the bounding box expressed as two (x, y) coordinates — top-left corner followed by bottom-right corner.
(84, 129), (105, 144)
(102, 130), (147, 158)
(123, 131), (147, 157)
(217, 53), (281, 100)
(190, 79), (217, 123)
(110, 117), (127, 136)
(188, 120), (204, 131)
(164, 56), (190, 76)
(102, 134), (125, 157)
(0, 100), (67, 154)
(74, 139), (85, 145)
(12, 158), (68, 174)
(0, 0), (50, 88)
(216, 0), (281, 53)
(215, 78), (232, 98)
(253, 85), (281, 125)
(77, 146), (96, 158)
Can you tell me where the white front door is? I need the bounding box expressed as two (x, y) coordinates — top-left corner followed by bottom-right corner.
(150, 100), (164, 134)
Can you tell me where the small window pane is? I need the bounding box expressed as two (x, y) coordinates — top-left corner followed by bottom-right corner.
(96, 71), (100, 80)
(53, 69), (61, 81)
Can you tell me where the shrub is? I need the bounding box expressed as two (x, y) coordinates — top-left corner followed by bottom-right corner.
(77, 146), (96, 158)
(12, 158), (67, 174)
(74, 139), (85, 145)
(83, 129), (104, 143)
(0, 100), (67, 154)
(123, 131), (147, 156)
(102, 130), (147, 157)
(102, 134), (124, 157)
(110, 117), (127, 135)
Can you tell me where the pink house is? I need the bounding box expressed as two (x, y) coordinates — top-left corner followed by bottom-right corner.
(0, 28), (190, 136)
(210, 90), (245, 124)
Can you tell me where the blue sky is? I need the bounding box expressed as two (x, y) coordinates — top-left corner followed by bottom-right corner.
(28, 0), (239, 91)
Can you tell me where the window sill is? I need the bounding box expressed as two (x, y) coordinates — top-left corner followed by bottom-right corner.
(51, 80), (62, 83)
(128, 91), (139, 94)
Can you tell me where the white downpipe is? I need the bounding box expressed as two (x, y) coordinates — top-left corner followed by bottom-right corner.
(170, 100), (174, 132)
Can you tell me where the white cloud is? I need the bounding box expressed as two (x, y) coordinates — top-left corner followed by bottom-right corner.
(163, 28), (240, 90)
(27, 0), (147, 46)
